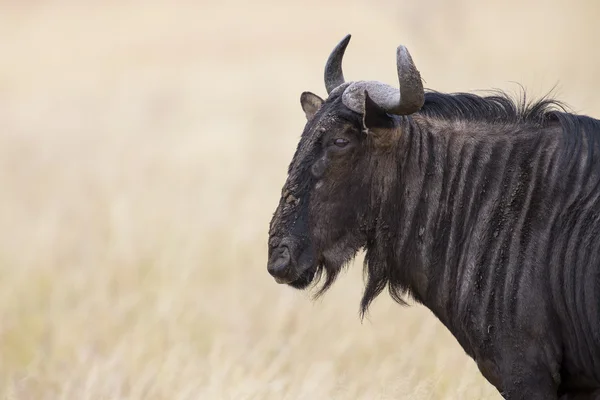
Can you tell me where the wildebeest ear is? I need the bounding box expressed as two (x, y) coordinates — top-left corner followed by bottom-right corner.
(300, 91), (324, 120)
(362, 90), (396, 134)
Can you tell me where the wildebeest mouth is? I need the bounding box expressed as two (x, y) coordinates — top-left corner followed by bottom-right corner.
(267, 241), (318, 289)
(287, 263), (318, 289)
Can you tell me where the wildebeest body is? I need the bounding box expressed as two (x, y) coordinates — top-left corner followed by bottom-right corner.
(266, 35), (600, 399)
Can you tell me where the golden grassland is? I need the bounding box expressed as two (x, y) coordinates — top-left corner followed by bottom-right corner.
(1, 1), (599, 398)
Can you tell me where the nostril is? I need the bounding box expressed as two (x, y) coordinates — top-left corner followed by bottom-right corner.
(279, 237), (295, 249)
(267, 245), (291, 277)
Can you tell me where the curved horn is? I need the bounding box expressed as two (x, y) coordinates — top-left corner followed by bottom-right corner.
(395, 45), (425, 114)
(324, 34), (351, 94)
(376, 45), (424, 115)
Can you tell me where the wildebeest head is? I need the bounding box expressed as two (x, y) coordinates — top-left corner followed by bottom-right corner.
(267, 34), (424, 293)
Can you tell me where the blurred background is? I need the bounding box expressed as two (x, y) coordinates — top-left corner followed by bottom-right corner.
(1, 1), (598, 399)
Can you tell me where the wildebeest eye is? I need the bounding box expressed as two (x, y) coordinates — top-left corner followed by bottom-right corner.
(333, 138), (349, 147)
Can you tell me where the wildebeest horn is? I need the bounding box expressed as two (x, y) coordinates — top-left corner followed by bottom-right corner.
(324, 34), (351, 94)
(351, 45), (424, 115)
(324, 35), (425, 116)
(379, 45), (424, 115)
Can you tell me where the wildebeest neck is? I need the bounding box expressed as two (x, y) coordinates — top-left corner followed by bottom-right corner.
(361, 116), (562, 327)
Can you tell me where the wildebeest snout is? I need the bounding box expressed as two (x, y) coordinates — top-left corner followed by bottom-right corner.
(267, 245), (295, 283)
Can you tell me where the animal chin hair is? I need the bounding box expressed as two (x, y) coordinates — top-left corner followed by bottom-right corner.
(311, 256), (351, 299)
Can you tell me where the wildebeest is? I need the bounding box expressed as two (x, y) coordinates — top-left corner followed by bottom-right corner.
(266, 34), (600, 399)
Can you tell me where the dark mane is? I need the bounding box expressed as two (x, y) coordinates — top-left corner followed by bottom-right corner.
(417, 90), (600, 164)
(419, 90), (571, 126)
(420, 89), (600, 130)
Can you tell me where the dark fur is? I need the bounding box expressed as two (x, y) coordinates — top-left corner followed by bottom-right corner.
(267, 88), (600, 399)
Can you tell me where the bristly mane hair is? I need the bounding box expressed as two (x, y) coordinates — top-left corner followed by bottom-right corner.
(417, 89), (600, 176)
(419, 89), (600, 145)
(355, 89), (600, 318)
(420, 89), (570, 125)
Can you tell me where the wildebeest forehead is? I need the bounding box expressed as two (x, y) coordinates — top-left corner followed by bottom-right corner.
(294, 104), (357, 162)
(280, 126), (326, 204)
(293, 126), (326, 163)
(283, 96), (360, 199)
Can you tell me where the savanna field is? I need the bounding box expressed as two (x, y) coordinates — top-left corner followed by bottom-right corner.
(1, 1), (600, 398)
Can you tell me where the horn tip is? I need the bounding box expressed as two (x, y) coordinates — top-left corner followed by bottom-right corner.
(396, 45), (412, 61)
(339, 34), (351, 48)
(324, 34), (352, 94)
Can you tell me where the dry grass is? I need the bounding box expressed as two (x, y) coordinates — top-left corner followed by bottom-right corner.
(1, 1), (599, 398)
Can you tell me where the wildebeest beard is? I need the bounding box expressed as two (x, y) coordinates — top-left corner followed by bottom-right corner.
(308, 191), (370, 297)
